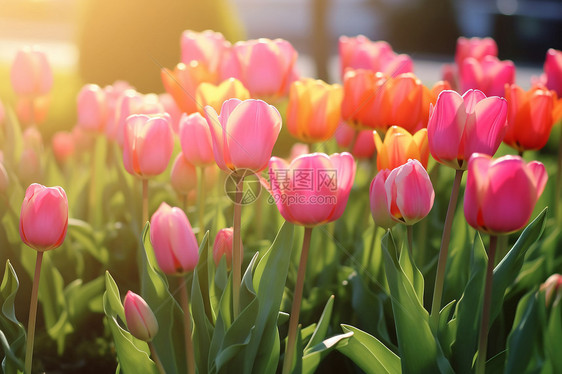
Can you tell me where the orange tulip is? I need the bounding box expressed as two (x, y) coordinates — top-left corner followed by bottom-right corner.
(341, 69), (386, 130)
(195, 78), (250, 114)
(161, 61), (215, 114)
(503, 84), (555, 152)
(373, 125), (429, 171)
(287, 78), (343, 142)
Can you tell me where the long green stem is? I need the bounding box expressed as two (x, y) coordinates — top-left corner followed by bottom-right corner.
(88, 136), (98, 224)
(148, 342), (166, 374)
(364, 224), (379, 274)
(25, 251), (44, 374)
(142, 178), (149, 227)
(406, 225), (414, 260)
(282, 226), (313, 374)
(178, 277), (195, 374)
(556, 122), (562, 223)
(475, 235), (498, 374)
(430, 168), (464, 332)
(232, 176), (244, 319)
(197, 166), (207, 242)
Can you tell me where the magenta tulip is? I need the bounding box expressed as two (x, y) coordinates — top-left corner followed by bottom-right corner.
(369, 169), (397, 230)
(427, 89), (507, 170)
(543, 49), (562, 96)
(204, 99), (282, 174)
(10, 46), (53, 98)
(464, 154), (547, 235)
(454, 37), (498, 67)
(20, 183), (68, 252)
(179, 112), (215, 166)
(385, 159), (434, 225)
(122, 114), (174, 178)
(268, 152), (356, 227)
(459, 55), (515, 97)
(150, 202), (199, 275)
(123, 291), (159, 342)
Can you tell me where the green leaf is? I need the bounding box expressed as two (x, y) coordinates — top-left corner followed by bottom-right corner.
(302, 332), (353, 374)
(0, 261), (25, 373)
(545, 300), (562, 373)
(304, 295), (334, 353)
(399, 235), (424, 304)
(505, 291), (540, 374)
(103, 271), (158, 374)
(336, 324), (400, 374)
(382, 231), (454, 374)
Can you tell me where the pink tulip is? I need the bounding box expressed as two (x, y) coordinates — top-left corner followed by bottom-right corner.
(158, 93), (182, 134)
(104, 81), (132, 137)
(204, 99), (282, 173)
(427, 89), (508, 170)
(181, 30), (231, 79)
(459, 55), (515, 97)
(268, 152), (356, 227)
(123, 291), (159, 342)
(369, 169), (396, 230)
(213, 227), (234, 268)
(334, 122), (376, 159)
(10, 46), (53, 98)
(179, 112), (215, 166)
(454, 37), (498, 66)
(288, 143), (310, 162)
(385, 159), (434, 225)
(20, 183), (68, 252)
(150, 202), (199, 275)
(540, 274), (562, 307)
(464, 154), (547, 235)
(77, 84), (108, 133)
(52, 131), (75, 164)
(339, 35), (413, 77)
(221, 38), (299, 99)
(543, 49), (562, 96)
(122, 114), (174, 178)
(170, 153), (197, 196)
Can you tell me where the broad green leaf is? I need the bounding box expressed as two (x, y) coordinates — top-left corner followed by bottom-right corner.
(382, 231), (454, 374)
(0, 261), (25, 373)
(103, 272), (157, 374)
(399, 235), (424, 304)
(336, 324), (400, 374)
(304, 295), (334, 353)
(505, 291), (540, 374)
(302, 332), (353, 374)
(545, 300), (562, 373)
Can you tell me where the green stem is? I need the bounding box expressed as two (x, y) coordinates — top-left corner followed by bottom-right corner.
(178, 277), (196, 374)
(475, 235), (498, 374)
(181, 193), (188, 215)
(518, 150), (524, 158)
(24, 251), (44, 374)
(406, 225), (414, 260)
(148, 342), (166, 374)
(556, 122), (562, 223)
(232, 176), (244, 319)
(142, 178), (149, 227)
(88, 136), (98, 223)
(364, 224), (378, 275)
(197, 166), (207, 242)
(282, 226), (313, 374)
(430, 168), (464, 332)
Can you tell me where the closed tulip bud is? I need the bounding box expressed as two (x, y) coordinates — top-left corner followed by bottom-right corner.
(0, 162), (8, 194)
(196, 78), (250, 114)
(213, 227), (234, 267)
(460, 55), (515, 97)
(161, 61), (215, 114)
(123, 291), (159, 342)
(540, 274), (562, 307)
(373, 126), (428, 171)
(385, 159), (434, 225)
(543, 49), (562, 96)
(464, 154), (547, 235)
(10, 46), (53, 98)
(181, 29), (230, 78)
(369, 169), (396, 230)
(339, 35), (413, 78)
(52, 131), (75, 164)
(122, 114), (174, 179)
(150, 202), (199, 275)
(205, 99), (282, 174)
(287, 78), (343, 142)
(455, 37), (498, 66)
(269, 152), (356, 227)
(341, 69), (387, 130)
(427, 89), (507, 170)
(222, 38), (299, 100)
(170, 153), (197, 196)
(503, 84), (555, 152)
(20, 183), (68, 251)
(77, 84), (107, 133)
(179, 112), (215, 166)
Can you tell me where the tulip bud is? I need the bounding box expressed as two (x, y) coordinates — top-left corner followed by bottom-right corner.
(179, 112), (215, 166)
(10, 46), (53, 98)
(150, 202), (199, 275)
(195, 78), (250, 114)
(540, 274), (562, 307)
(123, 291), (159, 342)
(288, 143), (310, 162)
(20, 183), (68, 251)
(543, 49), (562, 96)
(463, 154), (547, 235)
(52, 131), (75, 164)
(213, 228), (234, 268)
(369, 170), (396, 230)
(373, 126), (428, 171)
(170, 153), (197, 197)
(385, 159), (434, 225)
(77, 84), (107, 133)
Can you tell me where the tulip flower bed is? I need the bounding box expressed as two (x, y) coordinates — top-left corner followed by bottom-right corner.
(0, 33), (562, 374)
